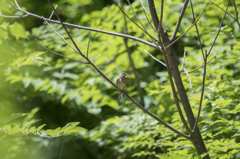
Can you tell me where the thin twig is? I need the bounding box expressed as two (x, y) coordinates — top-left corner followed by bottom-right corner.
(183, 68), (192, 89)
(3, 0), (158, 49)
(193, 0), (230, 133)
(157, 0), (164, 48)
(140, 0), (150, 14)
(86, 32), (91, 59)
(210, 0), (240, 27)
(164, 2), (209, 51)
(181, 52), (218, 74)
(143, 10), (157, 33)
(192, 51), (207, 132)
(170, 0), (189, 41)
(112, 0), (158, 42)
(189, 0), (204, 59)
(121, 0), (145, 106)
(44, 5), (58, 25)
(0, 14), (28, 18)
(231, 0), (239, 27)
(47, 0), (84, 57)
(207, 0), (230, 56)
(42, 17), (79, 53)
(125, 0), (163, 53)
(180, 49), (186, 71)
(147, 0), (159, 30)
(14, 0), (21, 9)
(144, 49), (166, 67)
(35, 39), (88, 64)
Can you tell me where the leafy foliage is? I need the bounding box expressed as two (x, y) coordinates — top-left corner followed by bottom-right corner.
(0, 0), (240, 158)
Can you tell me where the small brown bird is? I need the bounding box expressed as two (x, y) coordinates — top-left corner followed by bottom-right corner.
(116, 72), (126, 99)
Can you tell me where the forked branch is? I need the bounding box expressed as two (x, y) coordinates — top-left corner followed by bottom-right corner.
(192, 0), (230, 132)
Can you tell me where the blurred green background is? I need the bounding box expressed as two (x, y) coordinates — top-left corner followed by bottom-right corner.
(0, 0), (240, 158)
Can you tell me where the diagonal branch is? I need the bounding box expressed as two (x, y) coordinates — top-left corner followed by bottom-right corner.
(180, 49), (186, 71)
(0, 0), (158, 49)
(189, 0), (204, 59)
(140, 0), (150, 14)
(147, 0), (159, 30)
(232, 0), (240, 27)
(193, 0), (230, 133)
(157, 0), (164, 48)
(181, 52), (218, 74)
(210, 0), (240, 27)
(183, 68), (192, 89)
(143, 10), (157, 33)
(121, 0), (145, 106)
(35, 39), (88, 64)
(44, 5), (58, 25)
(207, 0), (229, 56)
(47, 0), (85, 58)
(164, 3), (209, 50)
(42, 17), (79, 53)
(112, 0), (158, 42)
(144, 49), (166, 67)
(170, 0), (189, 41)
(192, 51), (207, 132)
(86, 32), (91, 59)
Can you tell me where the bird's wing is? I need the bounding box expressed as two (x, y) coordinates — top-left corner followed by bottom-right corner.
(116, 78), (119, 86)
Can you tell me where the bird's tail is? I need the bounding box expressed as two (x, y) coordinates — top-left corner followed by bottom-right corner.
(118, 92), (123, 99)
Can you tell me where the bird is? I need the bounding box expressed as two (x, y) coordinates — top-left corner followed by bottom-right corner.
(116, 71), (126, 99)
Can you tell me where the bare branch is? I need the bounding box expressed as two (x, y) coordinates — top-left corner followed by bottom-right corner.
(14, 0), (21, 9)
(0, 14), (28, 18)
(193, 0), (230, 133)
(123, 0), (163, 53)
(207, 0), (230, 56)
(112, 0), (158, 42)
(2, 0), (158, 49)
(192, 51), (207, 132)
(210, 0), (240, 27)
(140, 0), (150, 14)
(86, 32), (91, 59)
(189, 0), (204, 59)
(44, 5), (58, 25)
(47, 0), (85, 58)
(164, 2), (209, 51)
(157, 0), (164, 47)
(232, 0), (240, 27)
(143, 10), (157, 33)
(121, 0), (145, 106)
(144, 49), (166, 67)
(35, 39), (89, 64)
(180, 49), (186, 71)
(170, 0), (189, 41)
(42, 17), (79, 53)
(147, 0), (159, 30)
(157, 0), (164, 35)
(181, 52), (218, 74)
(183, 68), (192, 89)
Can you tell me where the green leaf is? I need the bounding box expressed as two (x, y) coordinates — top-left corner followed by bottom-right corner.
(65, 126), (87, 135)
(6, 113), (28, 122)
(61, 94), (71, 104)
(37, 124), (46, 132)
(45, 129), (54, 136)
(63, 122), (80, 133)
(9, 22), (28, 40)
